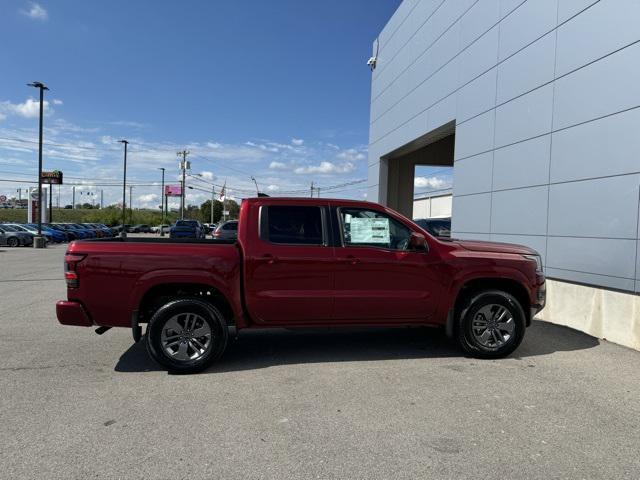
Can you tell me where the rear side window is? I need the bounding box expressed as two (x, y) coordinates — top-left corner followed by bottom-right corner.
(222, 222), (237, 231)
(262, 206), (324, 245)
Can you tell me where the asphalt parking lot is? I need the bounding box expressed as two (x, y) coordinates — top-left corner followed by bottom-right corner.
(1, 243), (639, 479)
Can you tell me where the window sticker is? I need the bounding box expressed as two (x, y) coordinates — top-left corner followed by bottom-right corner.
(349, 217), (390, 244)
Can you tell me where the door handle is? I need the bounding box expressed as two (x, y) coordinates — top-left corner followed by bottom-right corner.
(261, 254), (277, 264)
(344, 255), (359, 265)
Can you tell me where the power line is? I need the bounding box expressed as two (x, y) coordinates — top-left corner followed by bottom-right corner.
(190, 153), (255, 177)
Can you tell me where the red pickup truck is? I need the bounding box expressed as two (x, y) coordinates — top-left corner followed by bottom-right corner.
(57, 197), (546, 373)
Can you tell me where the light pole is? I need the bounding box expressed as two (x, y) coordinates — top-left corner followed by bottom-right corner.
(27, 81), (48, 247)
(119, 140), (129, 237)
(251, 176), (259, 196)
(158, 168), (165, 235)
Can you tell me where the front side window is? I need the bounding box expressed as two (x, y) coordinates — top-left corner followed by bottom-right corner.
(340, 208), (411, 250)
(264, 206), (324, 245)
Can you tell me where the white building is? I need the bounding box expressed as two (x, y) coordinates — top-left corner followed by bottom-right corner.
(368, 0), (640, 349)
(412, 190), (452, 219)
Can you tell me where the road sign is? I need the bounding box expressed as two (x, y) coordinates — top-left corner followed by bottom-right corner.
(41, 170), (63, 184)
(165, 185), (182, 197)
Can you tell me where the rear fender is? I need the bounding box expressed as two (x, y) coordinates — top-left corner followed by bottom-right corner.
(127, 269), (243, 325)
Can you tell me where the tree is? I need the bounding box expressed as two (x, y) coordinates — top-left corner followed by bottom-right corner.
(199, 199), (223, 223)
(226, 199), (240, 219)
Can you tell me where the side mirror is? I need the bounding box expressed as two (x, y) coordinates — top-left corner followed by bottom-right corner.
(409, 232), (428, 251)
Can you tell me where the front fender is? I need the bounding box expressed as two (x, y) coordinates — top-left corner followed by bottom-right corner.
(437, 264), (532, 326)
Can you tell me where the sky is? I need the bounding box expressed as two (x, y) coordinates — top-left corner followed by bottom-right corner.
(0, 0), (449, 209)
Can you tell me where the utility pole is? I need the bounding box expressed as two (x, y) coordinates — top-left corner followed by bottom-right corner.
(119, 140), (129, 237)
(211, 185), (215, 225)
(129, 185), (133, 224)
(158, 167), (165, 235)
(27, 81), (48, 247)
(72, 186), (75, 209)
(310, 181), (314, 198)
(100, 189), (103, 209)
(48, 185), (52, 223)
(177, 150), (190, 220)
(17, 188), (21, 203)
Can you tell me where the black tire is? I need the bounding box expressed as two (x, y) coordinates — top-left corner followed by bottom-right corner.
(456, 290), (526, 359)
(7, 236), (19, 248)
(145, 298), (228, 373)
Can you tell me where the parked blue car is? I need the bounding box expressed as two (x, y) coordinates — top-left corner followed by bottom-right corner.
(169, 220), (205, 239)
(24, 223), (66, 243)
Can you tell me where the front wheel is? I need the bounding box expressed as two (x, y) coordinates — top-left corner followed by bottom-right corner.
(146, 298), (228, 373)
(457, 290), (526, 359)
(7, 236), (19, 248)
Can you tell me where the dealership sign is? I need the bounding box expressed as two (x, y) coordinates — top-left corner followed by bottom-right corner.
(165, 185), (182, 197)
(41, 170), (63, 184)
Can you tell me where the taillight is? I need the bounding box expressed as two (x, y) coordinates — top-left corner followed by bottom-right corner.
(64, 254), (86, 288)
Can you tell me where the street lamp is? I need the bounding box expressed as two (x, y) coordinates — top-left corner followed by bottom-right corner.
(251, 176), (259, 196)
(119, 140), (129, 237)
(27, 81), (48, 248)
(158, 167), (165, 236)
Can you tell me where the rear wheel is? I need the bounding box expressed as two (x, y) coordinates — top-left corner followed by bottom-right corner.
(456, 290), (525, 359)
(7, 237), (19, 248)
(146, 298), (228, 373)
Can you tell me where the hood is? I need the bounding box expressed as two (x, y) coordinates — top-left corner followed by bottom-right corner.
(449, 239), (538, 255)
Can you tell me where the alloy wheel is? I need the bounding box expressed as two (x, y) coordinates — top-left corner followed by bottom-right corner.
(160, 312), (213, 362)
(471, 304), (515, 349)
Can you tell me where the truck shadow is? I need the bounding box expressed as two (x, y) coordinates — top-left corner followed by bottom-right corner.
(115, 320), (600, 374)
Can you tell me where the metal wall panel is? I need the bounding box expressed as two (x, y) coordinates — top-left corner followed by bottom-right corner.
(369, 0), (640, 292)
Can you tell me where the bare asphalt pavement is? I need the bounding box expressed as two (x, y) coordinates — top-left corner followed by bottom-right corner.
(0, 242), (639, 479)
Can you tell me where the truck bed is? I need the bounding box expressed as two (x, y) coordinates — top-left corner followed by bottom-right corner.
(65, 238), (242, 328)
(81, 237), (236, 245)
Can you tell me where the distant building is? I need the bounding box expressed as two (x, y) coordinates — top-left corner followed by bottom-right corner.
(412, 190), (451, 219)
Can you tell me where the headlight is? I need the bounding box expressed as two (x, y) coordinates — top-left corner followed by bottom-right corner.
(523, 254), (543, 273)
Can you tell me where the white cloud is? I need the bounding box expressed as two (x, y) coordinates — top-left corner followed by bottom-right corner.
(337, 148), (366, 162)
(52, 99), (63, 105)
(414, 176), (448, 189)
(1, 98), (51, 119)
(109, 120), (146, 128)
(291, 138), (304, 146)
(199, 171), (215, 181)
(138, 193), (158, 203)
(0, 112), (6, 121)
(294, 161), (355, 175)
(269, 161), (287, 170)
(21, 3), (48, 21)
(267, 184), (280, 191)
(246, 141), (279, 153)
